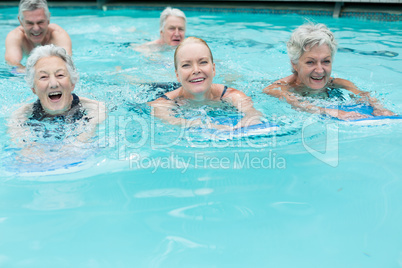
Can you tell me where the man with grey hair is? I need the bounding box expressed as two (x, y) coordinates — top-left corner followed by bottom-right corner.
(134, 7), (186, 52)
(5, 0), (72, 73)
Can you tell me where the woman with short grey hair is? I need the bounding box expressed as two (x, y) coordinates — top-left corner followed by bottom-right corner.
(287, 23), (337, 73)
(263, 22), (394, 120)
(9, 44), (105, 144)
(25, 44), (78, 88)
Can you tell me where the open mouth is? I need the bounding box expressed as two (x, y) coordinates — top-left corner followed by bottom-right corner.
(311, 76), (324, 81)
(48, 91), (62, 101)
(31, 32), (42, 38)
(189, 78), (205, 83)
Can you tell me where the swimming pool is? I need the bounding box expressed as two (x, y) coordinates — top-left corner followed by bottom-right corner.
(1, 6), (402, 267)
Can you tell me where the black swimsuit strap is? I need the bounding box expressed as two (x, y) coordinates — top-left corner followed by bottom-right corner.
(220, 86), (228, 100)
(160, 94), (171, 101)
(30, 93), (83, 121)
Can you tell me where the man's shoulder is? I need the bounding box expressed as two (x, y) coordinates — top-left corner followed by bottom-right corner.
(6, 26), (25, 40)
(48, 23), (69, 35)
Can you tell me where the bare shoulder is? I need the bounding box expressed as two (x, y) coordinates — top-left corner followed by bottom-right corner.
(331, 78), (363, 94)
(263, 74), (295, 97)
(48, 23), (68, 33)
(80, 96), (104, 110)
(331, 77), (354, 87)
(80, 97), (106, 123)
(6, 27), (25, 42)
(9, 103), (33, 123)
(223, 85), (246, 98)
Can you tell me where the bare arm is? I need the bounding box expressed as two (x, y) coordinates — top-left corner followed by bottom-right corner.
(149, 96), (232, 130)
(7, 104), (33, 146)
(5, 28), (26, 71)
(75, 97), (106, 142)
(50, 24), (72, 55)
(331, 78), (395, 116)
(149, 98), (202, 127)
(223, 87), (263, 128)
(263, 78), (370, 120)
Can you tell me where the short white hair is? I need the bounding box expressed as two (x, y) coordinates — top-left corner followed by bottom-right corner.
(25, 44), (79, 88)
(159, 7), (186, 32)
(18, 0), (50, 20)
(287, 23), (337, 72)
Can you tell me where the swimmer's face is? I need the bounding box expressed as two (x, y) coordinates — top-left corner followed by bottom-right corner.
(175, 42), (215, 98)
(292, 44), (332, 91)
(161, 16), (185, 46)
(32, 56), (75, 115)
(19, 8), (50, 45)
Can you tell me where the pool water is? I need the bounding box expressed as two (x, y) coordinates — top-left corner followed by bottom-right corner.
(1, 6), (402, 267)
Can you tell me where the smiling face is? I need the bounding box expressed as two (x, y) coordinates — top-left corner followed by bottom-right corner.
(161, 16), (185, 46)
(32, 56), (74, 115)
(175, 42), (215, 99)
(19, 8), (50, 45)
(292, 44), (333, 91)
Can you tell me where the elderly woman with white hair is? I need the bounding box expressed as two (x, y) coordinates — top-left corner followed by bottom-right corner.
(9, 44), (105, 143)
(263, 22), (394, 120)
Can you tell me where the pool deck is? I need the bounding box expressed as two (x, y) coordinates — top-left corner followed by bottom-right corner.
(1, 1), (401, 21)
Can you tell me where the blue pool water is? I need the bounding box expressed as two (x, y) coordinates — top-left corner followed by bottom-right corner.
(1, 6), (402, 267)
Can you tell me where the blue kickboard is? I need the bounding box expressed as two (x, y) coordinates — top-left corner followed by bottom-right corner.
(329, 104), (401, 122)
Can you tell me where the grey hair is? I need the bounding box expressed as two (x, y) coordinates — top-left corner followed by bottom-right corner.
(25, 44), (79, 88)
(159, 7), (186, 32)
(287, 23), (337, 72)
(18, 0), (50, 21)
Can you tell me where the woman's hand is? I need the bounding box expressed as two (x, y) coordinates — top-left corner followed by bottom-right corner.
(234, 114), (262, 129)
(325, 109), (370, 120)
(372, 108), (395, 117)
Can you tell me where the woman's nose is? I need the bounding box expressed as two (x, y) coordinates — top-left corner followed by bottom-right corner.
(49, 76), (58, 88)
(315, 63), (324, 73)
(192, 64), (200, 74)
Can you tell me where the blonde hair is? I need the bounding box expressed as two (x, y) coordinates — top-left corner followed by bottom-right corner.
(174, 37), (213, 70)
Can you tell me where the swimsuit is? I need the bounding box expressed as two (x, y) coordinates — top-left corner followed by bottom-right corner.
(26, 94), (89, 140)
(29, 93), (86, 122)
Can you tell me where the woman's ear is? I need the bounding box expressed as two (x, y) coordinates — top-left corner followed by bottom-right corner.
(291, 62), (298, 73)
(31, 88), (36, 95)
(175, 70), (181, 83)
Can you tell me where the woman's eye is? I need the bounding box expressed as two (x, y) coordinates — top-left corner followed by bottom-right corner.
(182, 64), (190, 68)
